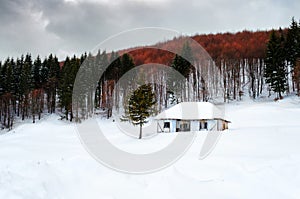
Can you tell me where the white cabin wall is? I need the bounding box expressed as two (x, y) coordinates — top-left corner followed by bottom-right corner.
(171, 120), (177, 132)
(191, 121), (199, 131)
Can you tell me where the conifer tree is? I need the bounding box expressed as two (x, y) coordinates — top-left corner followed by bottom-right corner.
(285, 17), (300, 69)
(128, 84), (156, 139)
(265, 30), (287, 99)
(285, 17), (300, 94)
(33, 56), (42, 89)
(169, 42), (194, 102)
(58, 56), (80, 121)
(20, 54), (33, 119)
(294, 58), (300, 96)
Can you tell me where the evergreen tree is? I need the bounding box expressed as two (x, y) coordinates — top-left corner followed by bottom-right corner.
(127, 84), (156, 139)
(14, 56), (24, 117)
(294, 58), (300, 96)
(171, 54), (191, 79)
(19, 54), (33, 120)
(285, 17), (300, 68)
(1, 58), (14, 93)
(121, 53), (135, 75)
(265, 30), (287, 98)
(99, 51), (109, 109)
(119, 53), (136, 110)
(285, 17), (300, 94)
(33, 56), (42, 89)
(0, 58), (14, 128)
(41, 57), (49, 87)
(168, 43), (194, 103)
(94, 50), (103, 109)
(44, 54), (60, 113)
(171, 42), (194, 79)
(58, 56), (80, 121)
(0, 61), (2, 96)
(110, 51), (122, 111)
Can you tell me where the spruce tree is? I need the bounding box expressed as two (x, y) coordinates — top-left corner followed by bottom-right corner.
(171, 54), (192, 79)
(58, 56), (80, 121)
(33, 56), (42, 89)
(128, 84), (156, 139)
(285, 17), (300, 94)
(120, 53), (136, 109)
(295, 59), (300, 95)
(168, 42), (194, 103)
(121, 53), (135, 75)
(15, 56), (24, 117)
(285, 17), (300, 68)
(265, 30), (287, 99)
(41, 58), (49, 87)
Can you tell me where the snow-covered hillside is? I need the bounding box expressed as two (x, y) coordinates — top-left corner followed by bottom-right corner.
(1, 97), (300, 199)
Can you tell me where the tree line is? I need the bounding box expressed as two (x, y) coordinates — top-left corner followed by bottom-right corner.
(0, 50), (137, 129)
(0, 54), (60, 129)
(126, 18), (300, 101)
(1, 18), (300, 129)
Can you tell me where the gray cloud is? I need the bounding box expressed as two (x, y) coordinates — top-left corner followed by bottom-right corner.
(0, 0), (299, 61)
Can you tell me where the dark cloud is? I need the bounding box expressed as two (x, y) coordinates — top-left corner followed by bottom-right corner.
(0, 0), (299, 60)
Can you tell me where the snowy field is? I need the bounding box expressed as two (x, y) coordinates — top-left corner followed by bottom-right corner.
(1, 97), (300, 199)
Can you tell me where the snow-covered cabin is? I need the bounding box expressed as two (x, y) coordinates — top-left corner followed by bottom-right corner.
(155, 102), (230, 132)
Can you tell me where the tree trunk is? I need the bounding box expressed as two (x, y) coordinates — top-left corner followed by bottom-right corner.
(70, 104), (73, 122)
(139, 124), (142, 139)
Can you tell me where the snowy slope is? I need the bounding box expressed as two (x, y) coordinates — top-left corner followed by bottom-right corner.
(1, 97), (300, 199)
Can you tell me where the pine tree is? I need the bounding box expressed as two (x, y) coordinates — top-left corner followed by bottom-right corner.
(15, 56), (24, 117)
(41, 58), (49, 87)
(120, 53), (135, 109)
(44, 54), (60, 113)
(265, 30), (287, 99)
(33, 56), (42, 89)
(19, 54), (33, 120)
(94, 50), (102, 109)
(171, 54), (192, 79)
(285, 17), (300, 94)
(168, 42), (194, 103)
(294, 58), (300, 96)
(285, 17), (300, 69)
(58, 56), (80, 121)
(99, 51), (109, 109)
(110, 52), (122, 111)
(0, 58), (14, 128)
(121, 53), (135, 75)
(31, 56), (43, 122)
(127, 84), (156, 139)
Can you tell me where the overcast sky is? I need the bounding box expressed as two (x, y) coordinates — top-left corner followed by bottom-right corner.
(1, 0), (300, 61)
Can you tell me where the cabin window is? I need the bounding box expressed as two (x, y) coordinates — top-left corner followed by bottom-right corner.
(200, 121), (208, 130)
(163, 122), (170, 128)
(204, 122), (208, 129)
(178, 121), (190, 131)
(180, 123), (189, 131)
(181, 123), (188, 129)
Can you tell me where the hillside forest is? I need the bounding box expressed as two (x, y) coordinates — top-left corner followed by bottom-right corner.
(1, 18), (300, 129)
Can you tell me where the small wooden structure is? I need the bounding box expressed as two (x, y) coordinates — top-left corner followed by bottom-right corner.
(155, 102), (230, 132)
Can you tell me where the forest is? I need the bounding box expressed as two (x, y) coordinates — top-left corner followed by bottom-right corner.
(1, 18), (300, 129)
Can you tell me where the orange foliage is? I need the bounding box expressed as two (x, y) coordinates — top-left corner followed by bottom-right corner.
(121, 30), (277, 66)
(193, 30), (272, 60)
(127, 48), (174, 66)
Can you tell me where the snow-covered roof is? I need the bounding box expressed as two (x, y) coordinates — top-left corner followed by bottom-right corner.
(155, 102), (226, 120)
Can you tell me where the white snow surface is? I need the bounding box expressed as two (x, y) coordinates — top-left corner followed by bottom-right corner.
(1, 97), (300, 199)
